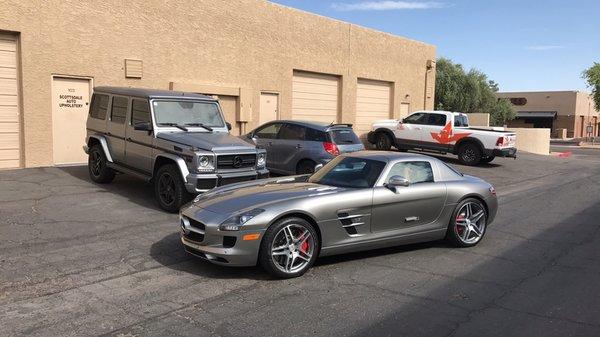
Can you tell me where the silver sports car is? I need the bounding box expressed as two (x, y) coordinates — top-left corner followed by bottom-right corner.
(180, 151), (497, 278)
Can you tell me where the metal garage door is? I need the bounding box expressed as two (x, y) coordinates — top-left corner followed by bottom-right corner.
(355, 79), (391, 138)
(292, 71), (339, 123)
(0, 34), (20, 169)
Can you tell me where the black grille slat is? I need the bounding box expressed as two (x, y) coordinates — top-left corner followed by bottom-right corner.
(183, 231), (204, 242)
(217, 154), (256, 169)
(189, 218), (205, 230)
(219, 175), (257, 186)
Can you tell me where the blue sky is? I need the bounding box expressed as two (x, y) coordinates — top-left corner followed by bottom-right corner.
(269, 0), (600, 92)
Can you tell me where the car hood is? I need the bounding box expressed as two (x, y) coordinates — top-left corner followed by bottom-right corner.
(193, 180), (339, 214)
(157, 132), (256, 151)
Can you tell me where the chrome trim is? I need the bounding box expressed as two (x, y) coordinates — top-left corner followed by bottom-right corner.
(337, 214), (366, 220)
(342, 222), (365, 228)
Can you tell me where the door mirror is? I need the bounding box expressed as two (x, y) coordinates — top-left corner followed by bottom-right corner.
(386, 175), (410, 192)
(134, 121), (153, 132)
(314, 163), (324, 172)
(226, 122), (232, 131)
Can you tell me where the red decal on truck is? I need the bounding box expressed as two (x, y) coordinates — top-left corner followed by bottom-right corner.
(431, 122), (471, 144)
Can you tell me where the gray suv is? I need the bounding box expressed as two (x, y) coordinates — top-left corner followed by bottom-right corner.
(84, 87), (268, 212)
(244, 120), (364, 175)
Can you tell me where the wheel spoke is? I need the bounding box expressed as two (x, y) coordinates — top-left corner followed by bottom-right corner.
(471, 225), (482, 236)
(283, 226), (295, 244)
(298, 249), (312, 261)
(471, 210), (484, 223)
(465, 203), (472, 217)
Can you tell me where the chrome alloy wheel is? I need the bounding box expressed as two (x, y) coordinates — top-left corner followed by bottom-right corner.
(271, 224), (315, 274)
(454, 201), (486, 244)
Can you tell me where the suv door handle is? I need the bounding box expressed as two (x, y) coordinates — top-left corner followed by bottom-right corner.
(126, 137), (132, 141)
(106, 132), (112, 136)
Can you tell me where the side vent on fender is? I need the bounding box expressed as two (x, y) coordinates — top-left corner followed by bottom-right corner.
(337, 212), (366, 237)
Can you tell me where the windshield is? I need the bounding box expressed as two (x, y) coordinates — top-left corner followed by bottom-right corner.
(152, 100), (225, 128)
(308, 156), (386, 188)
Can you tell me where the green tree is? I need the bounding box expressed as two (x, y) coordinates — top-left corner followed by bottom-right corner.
(582, 62), (600, 110)
(435, 58), (515, 126)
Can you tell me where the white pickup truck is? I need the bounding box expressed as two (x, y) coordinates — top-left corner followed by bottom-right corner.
(367, 110), (517, 165)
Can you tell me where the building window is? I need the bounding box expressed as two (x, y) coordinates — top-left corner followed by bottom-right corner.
(509, 97), (527, 106)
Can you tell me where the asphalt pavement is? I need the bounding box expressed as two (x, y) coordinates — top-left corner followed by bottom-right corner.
(1, 150), (600, 336)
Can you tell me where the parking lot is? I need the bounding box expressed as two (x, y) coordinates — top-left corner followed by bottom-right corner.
(2, 150), (600, 337)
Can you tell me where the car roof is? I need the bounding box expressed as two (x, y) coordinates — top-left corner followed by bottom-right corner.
(93, 86), (216, 101)
(344, 150), (437, 163)
(269, 120), (353, 131)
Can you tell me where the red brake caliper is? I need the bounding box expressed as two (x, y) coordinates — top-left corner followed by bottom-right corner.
(456, 215), (465, 234)
(300, 239), (309, 253)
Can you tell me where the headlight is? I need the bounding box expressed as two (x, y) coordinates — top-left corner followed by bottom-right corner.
(196, 154), (214, 172)
(198, 156), (209, 167)
(219, 208), (265, 231)
(257, 153), (266, 168)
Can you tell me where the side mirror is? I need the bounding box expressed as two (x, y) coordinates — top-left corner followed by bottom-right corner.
(386, 175), (410, 192)
(226, 122), (232, 131)
(314, 163), (323, 173)
(134, 121), (153, 132)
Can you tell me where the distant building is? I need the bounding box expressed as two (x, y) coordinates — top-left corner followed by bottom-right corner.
(496, 91), (599, 138)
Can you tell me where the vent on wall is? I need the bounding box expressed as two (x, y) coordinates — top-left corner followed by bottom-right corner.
(124, 59), (143, 78)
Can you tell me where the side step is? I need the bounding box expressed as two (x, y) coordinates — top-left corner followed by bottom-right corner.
(107, 162), (152, 182)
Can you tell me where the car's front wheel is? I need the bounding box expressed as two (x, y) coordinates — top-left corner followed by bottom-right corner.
(446, 198), (487, 247)
(259, 217), (319, 278)
(154, 164), (190, 213)
(375, 132), (392, 151)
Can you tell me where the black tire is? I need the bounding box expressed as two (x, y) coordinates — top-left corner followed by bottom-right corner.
(481, 156), (495, 164)
(457, 143), (483, 166)
(375, 132), (392, 151)
(88, 144), (115, 184)
(446, 198), (488, 248)
(259, 217), (320, 278)
(296, 159), (317, 175)
(154, 163), (190, 213)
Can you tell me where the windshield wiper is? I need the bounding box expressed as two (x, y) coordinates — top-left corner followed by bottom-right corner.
(184, 123), (213, 132)
(158, 123), (188, 131)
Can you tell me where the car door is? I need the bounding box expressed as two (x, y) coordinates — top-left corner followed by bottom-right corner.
(125, 98), (154, 173)
(371, 160), (447, 234)
(418, 113), (449, 151)
(252, 122), (283, 170)
(275, 123), (306, 174)
(396, 112), (427, 146)
(105, 95), (128, 163)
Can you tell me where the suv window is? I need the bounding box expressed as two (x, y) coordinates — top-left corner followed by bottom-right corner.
(279, 124), (305, 141)
(427, 113), (447, 126)
(89, 94), (109, 120)
(454, 115), (469, 127)
(403, 113), (427, 125)
(254, 123), (282, 139)
(131, 99), (151, 125)
(111, 96), (128, 124)
(330, 128), (361, 144)
(385, 161), (434, 184)
(305, 127), (327, 142)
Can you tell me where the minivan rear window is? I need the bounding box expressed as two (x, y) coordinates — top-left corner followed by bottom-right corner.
(329, 129), (361, 144)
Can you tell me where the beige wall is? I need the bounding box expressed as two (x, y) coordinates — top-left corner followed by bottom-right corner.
(507, 128), (550, 155)
(0, 0), (436, 168)
(467, 113), (489, 127)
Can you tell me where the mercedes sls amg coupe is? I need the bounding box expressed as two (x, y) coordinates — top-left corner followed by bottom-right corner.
(179, 151), (497, 278)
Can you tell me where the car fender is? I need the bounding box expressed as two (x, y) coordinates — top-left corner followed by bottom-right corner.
(454, 137), (486, 154)
(153, 153), (190, 183)
(88, 135), (114, 163)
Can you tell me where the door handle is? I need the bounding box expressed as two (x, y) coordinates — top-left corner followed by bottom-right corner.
(405, 216), (420, 222)
(126, 137), (132, 141)
(106, 132), (112, 136)
(296, 144), (303, 149)
(415, 127), (422, 130)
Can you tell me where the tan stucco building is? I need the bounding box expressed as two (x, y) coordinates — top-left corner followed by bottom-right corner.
(497, 91), (599, 138)
(0, 0), (436, 169)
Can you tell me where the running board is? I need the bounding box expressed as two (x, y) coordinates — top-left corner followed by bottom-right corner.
(107, 162), (152, 182)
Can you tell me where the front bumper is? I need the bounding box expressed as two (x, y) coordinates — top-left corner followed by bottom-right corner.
(491, 147), (517, 158)
(179, 211), (265, 267)
(184, 168), (269, 193)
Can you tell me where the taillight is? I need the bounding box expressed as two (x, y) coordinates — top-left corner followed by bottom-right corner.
(323, 142), (340, 156)
(496, 137), (505, 147)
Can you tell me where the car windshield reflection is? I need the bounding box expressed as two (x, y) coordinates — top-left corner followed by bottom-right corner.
(308, 157), (386, 188)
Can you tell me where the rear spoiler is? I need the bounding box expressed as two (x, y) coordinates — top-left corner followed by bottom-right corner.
(327, 123), (353, 129)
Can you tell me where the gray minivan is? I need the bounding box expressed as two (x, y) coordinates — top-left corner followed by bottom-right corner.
(244, 120), (364, 175)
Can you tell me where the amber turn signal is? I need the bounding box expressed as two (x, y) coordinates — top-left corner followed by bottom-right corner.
(242, 233), (261, 241)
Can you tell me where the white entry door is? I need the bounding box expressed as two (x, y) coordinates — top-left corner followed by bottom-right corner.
(51, 76), (91, 165)
(259, 92), (278, 125)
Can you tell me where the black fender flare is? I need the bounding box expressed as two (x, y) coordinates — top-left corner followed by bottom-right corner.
(454, 137), (485, 155)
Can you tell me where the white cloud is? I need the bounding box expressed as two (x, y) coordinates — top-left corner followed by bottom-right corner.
(525, 45), (565, 51)
(331, 1), (448, 11)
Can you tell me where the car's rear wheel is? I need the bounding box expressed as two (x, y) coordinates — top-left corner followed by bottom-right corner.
(446, 198), (487, 247)
(458, 143), (482, 166)
(375, 132), (392, 151)
(296, 159), (317, 175)
(88, 145), (115, 183)
(154, 164), (190, 213)
(259, 217), (319, 278)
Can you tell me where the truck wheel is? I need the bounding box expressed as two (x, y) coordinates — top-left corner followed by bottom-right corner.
(88, 145), (115, 183)
(375, 133), (392, 151)
(481, 156), (495, 164)
(154, 164), (190, 213)
(458, 143), (482, 166)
